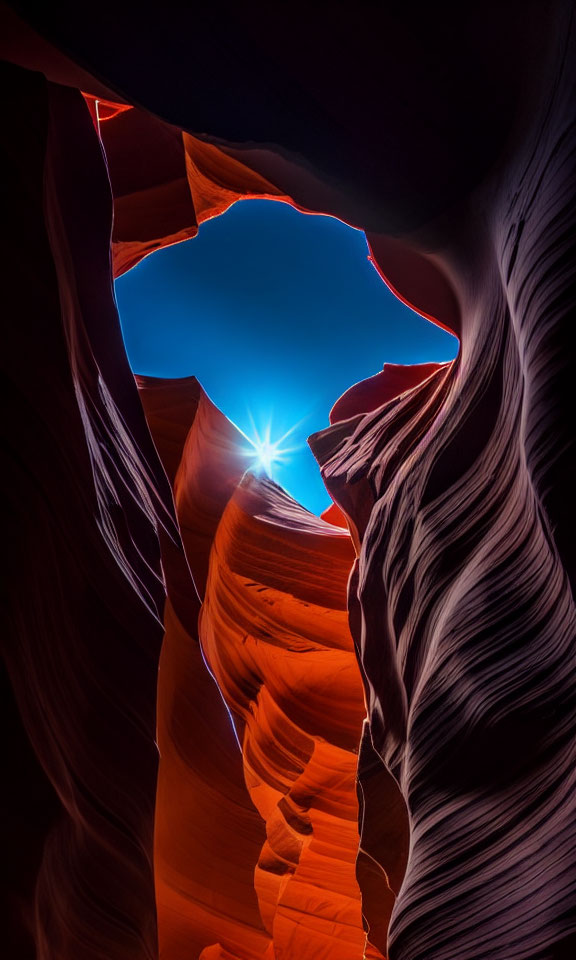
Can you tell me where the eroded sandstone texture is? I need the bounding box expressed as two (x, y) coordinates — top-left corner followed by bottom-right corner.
(137, 376), (410, 958)
(2, 3), (575, 959)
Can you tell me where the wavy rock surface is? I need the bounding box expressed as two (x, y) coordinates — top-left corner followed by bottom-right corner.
(138, 376), (270, 959)
(2, 3), (576, 959)
(97, 105), (290, 277)
(199, 474), (365, 958)
(309, 23), (576, 958)
(1, 61), (178, 959)
(138, 376), (409, 958)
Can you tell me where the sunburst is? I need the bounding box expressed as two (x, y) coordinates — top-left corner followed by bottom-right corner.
(241, 414), (305, 480)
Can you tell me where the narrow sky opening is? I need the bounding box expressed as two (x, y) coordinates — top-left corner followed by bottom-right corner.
(115, 199), (458, 514)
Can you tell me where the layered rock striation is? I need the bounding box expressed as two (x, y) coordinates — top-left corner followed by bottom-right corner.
(138, 376), (408, 958)
(1, 61), (176, 959)
(2, 3), (576, 959)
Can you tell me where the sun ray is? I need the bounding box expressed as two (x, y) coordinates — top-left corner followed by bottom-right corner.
(241, 413), (306, 480)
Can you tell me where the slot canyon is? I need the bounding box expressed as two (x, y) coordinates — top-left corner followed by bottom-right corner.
(1, 3), (575, 959)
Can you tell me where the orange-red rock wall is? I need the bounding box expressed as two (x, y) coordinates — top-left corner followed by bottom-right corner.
(138, 377), (407, 958)
(2, 5), (576, 959)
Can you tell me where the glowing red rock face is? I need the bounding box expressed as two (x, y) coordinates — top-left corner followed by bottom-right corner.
(3, 7), (576, 960)
(139, 377), (405, 958)
(199, 477), (365, 957)
(95, 107), (291, 278)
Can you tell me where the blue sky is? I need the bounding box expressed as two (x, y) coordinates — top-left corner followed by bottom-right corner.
(116, 199), (458, 514)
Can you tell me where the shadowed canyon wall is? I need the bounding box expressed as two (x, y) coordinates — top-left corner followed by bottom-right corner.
(2, 3), (576, 959)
